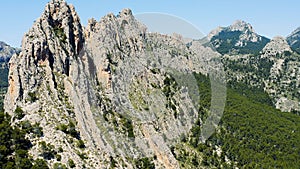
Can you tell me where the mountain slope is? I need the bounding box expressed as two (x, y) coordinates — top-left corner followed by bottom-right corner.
(0, 41), (19, 88)
(207, 20), (270, 55)
(221, 36), (300, 112)
(0, 41), (19, 62)
(173, 74), (300, 168)
(3, 0), (223, 168)
(287, 27), (300, 53)
(262, 37), (300, 112)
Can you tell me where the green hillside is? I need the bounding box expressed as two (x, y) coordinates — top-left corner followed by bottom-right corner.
(175, 73), (300, 168)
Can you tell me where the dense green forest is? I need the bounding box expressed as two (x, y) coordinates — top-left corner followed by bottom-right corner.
(175, 73), (300, 168)
(0, 65), (8, 87)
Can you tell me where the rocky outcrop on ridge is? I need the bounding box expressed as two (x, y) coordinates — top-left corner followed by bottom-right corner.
(4, 0), (224, 168)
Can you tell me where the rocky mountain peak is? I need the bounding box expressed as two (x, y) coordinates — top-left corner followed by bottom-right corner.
(119, 8), (133, 17)
(4, 0), (97, 167)
(207, 20), (270, 55)
(5, 0), (85, 120)
(85, 7), (147, 57)
(230, 20), (255, 33)
(23, 0), (84, 57)
(11, 0), (85, 93)
(262, 36), (292, 56)
(208, 20), (256, 41)
(229, 20), (262, 44)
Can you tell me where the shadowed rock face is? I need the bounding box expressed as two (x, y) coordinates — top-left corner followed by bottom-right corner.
(4, 0), (222, 168)
(0, 41), (19, 90)
(287, 27), (300, 53)
(0, 41), (20, 62)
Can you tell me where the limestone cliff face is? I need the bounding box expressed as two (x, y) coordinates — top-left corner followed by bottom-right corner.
(5, 0), (83, 113)
(4, 0), (222, 168)
(4, 0), (90, 167)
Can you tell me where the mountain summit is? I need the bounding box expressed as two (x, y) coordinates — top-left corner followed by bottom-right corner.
(229, 20), (255, 32)
(207, 20), (270, 55)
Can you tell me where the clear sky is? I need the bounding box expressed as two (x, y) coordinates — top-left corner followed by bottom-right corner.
(0, 0), (299, 47)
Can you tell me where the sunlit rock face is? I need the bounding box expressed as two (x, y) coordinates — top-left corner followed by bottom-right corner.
(4, 0), (223, 168)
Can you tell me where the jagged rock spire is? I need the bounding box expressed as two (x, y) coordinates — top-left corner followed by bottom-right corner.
(5, 0), (85, 115)
(230, 20), (255, 33)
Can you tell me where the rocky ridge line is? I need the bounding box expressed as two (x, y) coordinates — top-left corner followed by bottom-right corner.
(4, 0), (223, 168)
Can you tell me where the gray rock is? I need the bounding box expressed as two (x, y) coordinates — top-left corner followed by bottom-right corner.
(287, 27), (300, 53)
(262, 37), (299, 112)
(0, 41), (20, 62)
(262, 36), (292, 57)
(4, 1), (224, 168)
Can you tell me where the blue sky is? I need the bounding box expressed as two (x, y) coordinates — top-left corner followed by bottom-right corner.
(0, 0), (299, 47)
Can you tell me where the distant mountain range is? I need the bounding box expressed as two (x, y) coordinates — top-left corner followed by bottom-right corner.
(206, 20), (300, 56)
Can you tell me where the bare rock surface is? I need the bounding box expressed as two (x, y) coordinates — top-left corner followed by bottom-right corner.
(4, 0), (223, 168)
